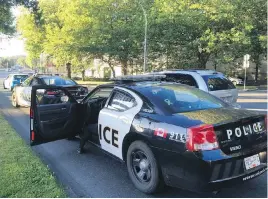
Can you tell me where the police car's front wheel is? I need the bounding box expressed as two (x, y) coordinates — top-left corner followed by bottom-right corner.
(12, 92), (19, 108)
(127, 140), (163, 194)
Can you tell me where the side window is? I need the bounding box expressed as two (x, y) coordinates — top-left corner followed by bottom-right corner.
(165, 74), (198, 88)
(36, 88), (70, 105)
(88, 87), (113, 99)
(108, 90), (136, 112)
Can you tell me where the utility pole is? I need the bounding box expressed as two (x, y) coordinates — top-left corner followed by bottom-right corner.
(136, 0), (147, 73)
(243, 54), (250, 90)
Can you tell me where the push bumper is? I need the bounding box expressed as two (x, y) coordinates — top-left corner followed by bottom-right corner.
(152, 147), (267, 192)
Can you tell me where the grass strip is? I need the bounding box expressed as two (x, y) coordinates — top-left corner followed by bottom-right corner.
(0, 113), (66, 198)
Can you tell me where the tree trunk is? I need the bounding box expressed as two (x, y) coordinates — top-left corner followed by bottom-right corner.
(81, 70), (85, 81)
(197, 51), (210, 69)
(121, 60), (127, 75)
(254, 55), (260, 81)
(214, 52), (218, 70)
(107, 59), (115, 78)
(66, 62), (71, 78)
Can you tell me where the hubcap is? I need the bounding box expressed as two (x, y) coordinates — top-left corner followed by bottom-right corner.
(131, 150), (151, 183)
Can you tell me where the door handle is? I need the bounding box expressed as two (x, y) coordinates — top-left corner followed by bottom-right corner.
(61, 107), (66, 110)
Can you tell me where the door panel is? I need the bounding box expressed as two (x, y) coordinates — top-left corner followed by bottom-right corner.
(98, 87), (143, 159)
(30, 86), (79, 146)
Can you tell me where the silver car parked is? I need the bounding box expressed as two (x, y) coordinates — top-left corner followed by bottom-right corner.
(151, 69), (238, 105)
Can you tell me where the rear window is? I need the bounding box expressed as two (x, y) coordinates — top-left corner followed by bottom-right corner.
(13, 75), (28, 80)
(164, 73), (198, 87)
(136, 84), (227, 113)
(202, 75), (235, 91)
(42, 77), (77, 86)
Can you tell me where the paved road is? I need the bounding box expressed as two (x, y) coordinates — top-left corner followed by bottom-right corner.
(0, 71), (267, 198)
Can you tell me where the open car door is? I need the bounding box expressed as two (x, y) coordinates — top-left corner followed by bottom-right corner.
(30, 86), (79, 146)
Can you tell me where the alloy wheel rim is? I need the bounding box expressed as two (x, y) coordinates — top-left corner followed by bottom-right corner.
(131, 150), (151, 183)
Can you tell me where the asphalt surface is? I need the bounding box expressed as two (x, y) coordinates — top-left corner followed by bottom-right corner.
(0, 70), (267, 198)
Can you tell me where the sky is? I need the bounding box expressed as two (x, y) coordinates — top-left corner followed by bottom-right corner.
(0, 7), (26, 58)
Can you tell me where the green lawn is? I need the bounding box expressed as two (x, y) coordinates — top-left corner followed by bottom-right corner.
(0, 113), (66, 198)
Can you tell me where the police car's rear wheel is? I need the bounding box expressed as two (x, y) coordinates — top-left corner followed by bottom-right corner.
(127, 140), (162, 194)
(12, 92), (19, 107)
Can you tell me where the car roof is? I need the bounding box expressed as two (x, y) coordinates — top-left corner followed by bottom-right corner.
(98, 80), (186, 91)
(37, 75), (70, 80)
(10, 74), (29, 76)
(152, 69), (223, 76)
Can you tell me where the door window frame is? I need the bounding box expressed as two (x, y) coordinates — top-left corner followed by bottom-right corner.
(106, 88), (137, 112)
(83, 86), (114, 103)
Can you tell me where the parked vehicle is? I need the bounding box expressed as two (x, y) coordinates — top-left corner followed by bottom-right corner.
(228, 77), (244, 86)
(11, 74), (88, 107)
(29, 75), (267, 194)
(150, 70), (238, 105)
(3, 74), (29, 91)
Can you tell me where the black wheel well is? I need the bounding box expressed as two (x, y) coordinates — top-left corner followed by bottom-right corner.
(122, 132), (151, 162)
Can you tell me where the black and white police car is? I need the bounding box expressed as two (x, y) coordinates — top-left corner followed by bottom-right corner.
(29, 75), (267, 194)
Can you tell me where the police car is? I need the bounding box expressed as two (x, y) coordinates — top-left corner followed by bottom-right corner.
(12, 74), (88, 107)
(29, 75), (267, 194)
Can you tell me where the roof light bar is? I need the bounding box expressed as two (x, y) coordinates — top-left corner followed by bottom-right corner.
(111, 74), (166, 82)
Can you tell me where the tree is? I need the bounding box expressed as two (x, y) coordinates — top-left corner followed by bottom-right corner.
(234, 0), (267, 81)
(0, 0), (39, 34)
(17, 7), (44, 69)
(17, 56), (27, 67)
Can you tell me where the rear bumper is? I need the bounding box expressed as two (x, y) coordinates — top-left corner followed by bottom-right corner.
(152, 147), (267, 192)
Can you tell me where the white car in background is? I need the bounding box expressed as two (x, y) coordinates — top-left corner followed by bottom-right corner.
(3, 74), (29, 91)
(228, 77), (243, 86)
(151, 69), (239, 105)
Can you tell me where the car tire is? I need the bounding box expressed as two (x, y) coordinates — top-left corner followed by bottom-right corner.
(126, 140), (163, 194)
(12, 92), (19, 108)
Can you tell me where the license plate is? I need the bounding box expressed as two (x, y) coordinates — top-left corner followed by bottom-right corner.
(244, 154), (260, 170)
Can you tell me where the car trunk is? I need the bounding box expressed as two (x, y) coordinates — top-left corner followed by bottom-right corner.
(209, 88), (238, 104)
(214, 114), (266, 155)
(179, 108), (267, 155)
(201, 74), (238, 104)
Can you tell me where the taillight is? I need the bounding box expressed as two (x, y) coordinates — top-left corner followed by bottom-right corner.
(46, 91), (57, 95)
(186, 124), (219, 151)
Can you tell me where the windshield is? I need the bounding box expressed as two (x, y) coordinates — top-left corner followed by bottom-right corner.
(42, 77), (77, 86)
(13, 75), (28, 81)
(137, 84), (227, 113)
(202, 75), (235, 91)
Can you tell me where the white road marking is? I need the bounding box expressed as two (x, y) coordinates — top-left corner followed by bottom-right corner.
(246, 108), (267, 112)
(237, 99), (267, 103)
(239, 93), (267, 97)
